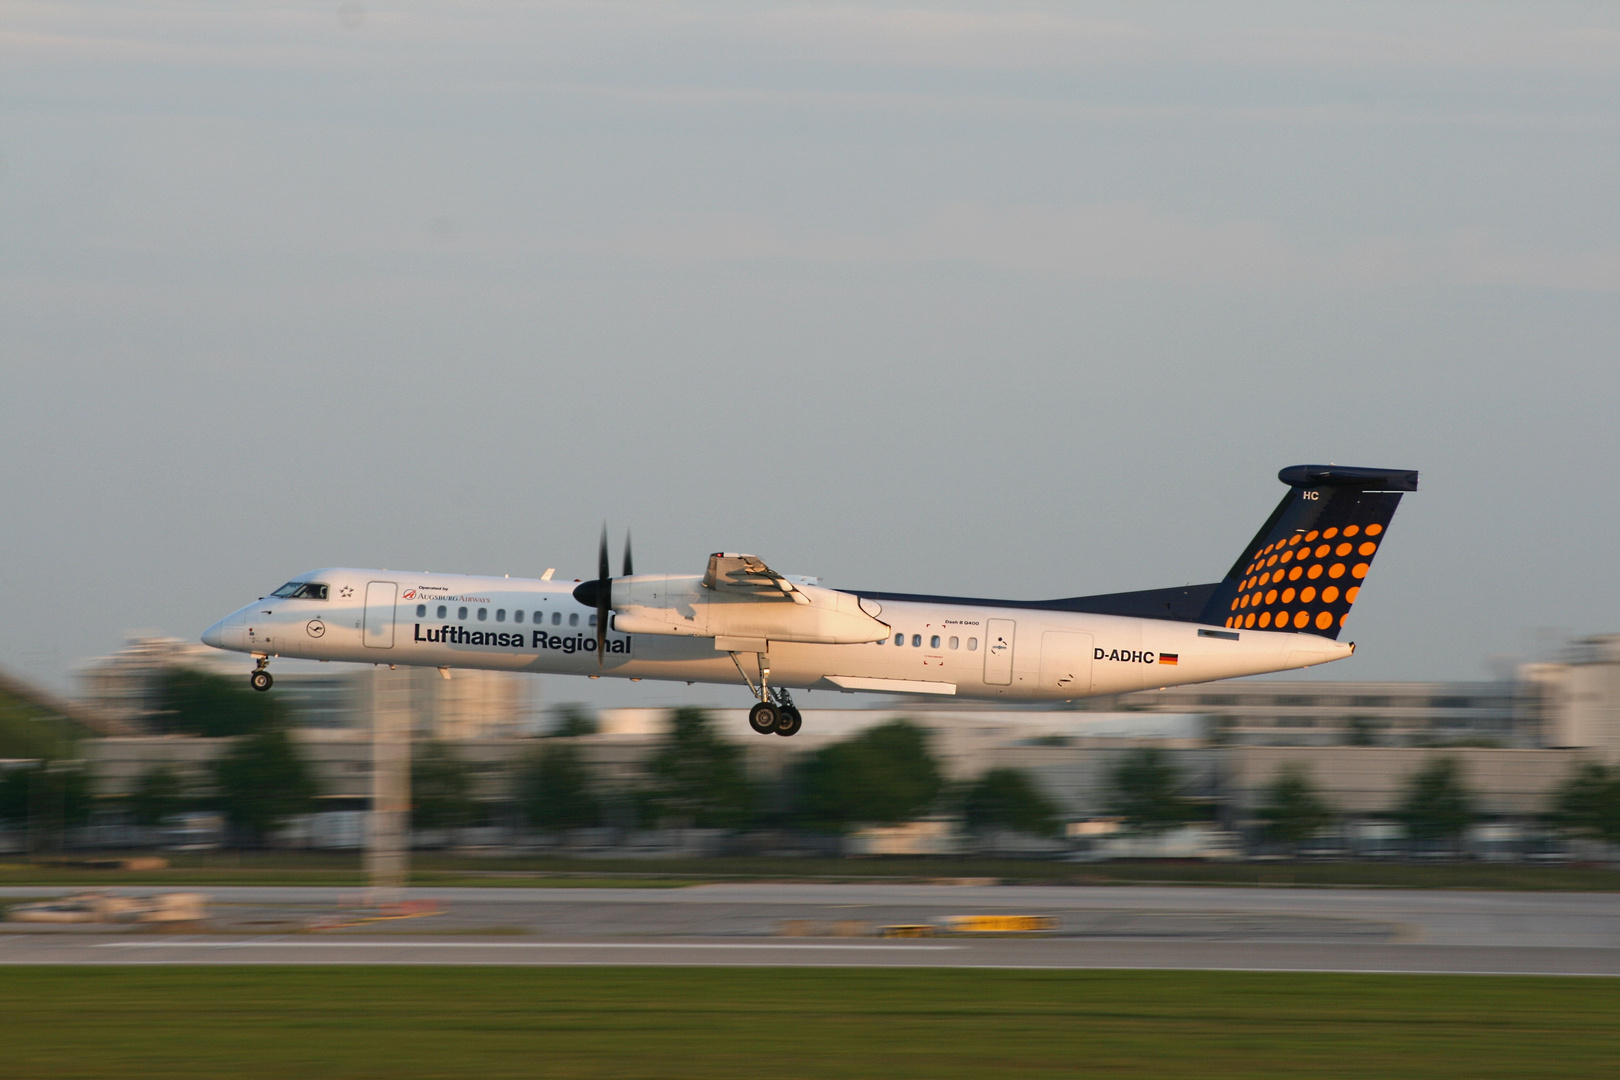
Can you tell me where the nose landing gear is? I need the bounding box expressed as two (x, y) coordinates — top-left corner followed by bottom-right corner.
(249, 657), (273, 692)
(730, 651), (802, 737)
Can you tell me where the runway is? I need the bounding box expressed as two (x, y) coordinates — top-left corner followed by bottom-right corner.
(4, 883), (1618, 974)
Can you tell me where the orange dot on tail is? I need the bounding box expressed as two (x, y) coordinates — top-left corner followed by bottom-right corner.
(1265, 590), (1278, 604)
(1358, 541), (1377, 556)
(1300, 586), (1317, 603)
(1293, 611), (1309, 628)
(1281, 588), (1296, 603)
(1225, 617), (1235, 627)
(1304, 530), (1319, 542)
(1323, 528), (1338, 539)
(1365, 523), (1383, 536)
(1230, 598), (1240, 611)
(1315, 611), (1332, 630)
(1346, 587), (1359, 603)
(1244, 613), (1256, 628)
(1340, 614), (1348, 626)
(1308, 564), (1324, 580)
(1275, 610), (1288, 625)
(1344, 525), (1360, 538)
(1259, 612), (1272, 628)
(1352, 562), (1369, 578)
(1288, 566), (1303, 581)
(1289, 535), (1302, 546)
(1315, 545), (1330, 558)
(1321, 585), (1340, 603)
(1329, 563), (1346, 579)
(1279, 550), (1293, 564)
(1335, 542), (1352, 556)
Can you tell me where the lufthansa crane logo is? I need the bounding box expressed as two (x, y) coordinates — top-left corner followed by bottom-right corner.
(306, 620), (326, 638)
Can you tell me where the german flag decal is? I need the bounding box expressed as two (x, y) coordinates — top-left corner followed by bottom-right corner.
(1158, 653), (1179, 665)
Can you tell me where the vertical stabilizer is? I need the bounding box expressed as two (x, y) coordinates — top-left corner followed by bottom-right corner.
(1198, 465), (1418, 639)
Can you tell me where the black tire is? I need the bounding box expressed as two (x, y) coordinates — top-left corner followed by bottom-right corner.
(748, 701), (779, 735)
(250, 670), (273, 692)
(775, 706), (802, 737)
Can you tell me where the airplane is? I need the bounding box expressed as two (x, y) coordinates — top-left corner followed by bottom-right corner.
(202, 464), (1417, 737)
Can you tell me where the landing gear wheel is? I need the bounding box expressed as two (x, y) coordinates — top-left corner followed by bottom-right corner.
(250, 670), (273, 692)
(774, 706), (802, 737)
(748, 701), (780, 735)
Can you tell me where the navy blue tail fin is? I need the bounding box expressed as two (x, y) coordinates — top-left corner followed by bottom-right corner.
(1197, 465), (1417, 639)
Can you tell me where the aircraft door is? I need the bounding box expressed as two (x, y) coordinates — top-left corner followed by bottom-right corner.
(1039, 632), (1094, 696)
(363, 581), (398, 649)
(984, 618), (1015, 685)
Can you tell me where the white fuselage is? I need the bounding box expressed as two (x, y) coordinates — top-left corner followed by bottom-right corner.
(202, 568), (1352, 701)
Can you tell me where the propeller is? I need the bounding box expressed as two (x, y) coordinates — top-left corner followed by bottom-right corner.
(572, 526), (633, 665)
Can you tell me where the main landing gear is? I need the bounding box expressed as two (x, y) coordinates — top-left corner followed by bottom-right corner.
(249, 657), (273, 692)
(730, 651), (801, 737)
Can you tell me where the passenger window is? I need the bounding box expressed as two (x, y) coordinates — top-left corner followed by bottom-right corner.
(458, 607), (468, 620)
(911, 634), (922, 647)
(930, 635), (941, 649)
(514, 610), (524, 623)
(416, 604), (427, 618)
(894, 634), (904, 646)
(534, 611), (543, 624)
(569, 613), (579, 627)
(437, 605), (447, 619)
(589, 614), (597, 627)
(496, 609), (506, 622)
(949, 636), (959, 649)
(553, 612), (562, 625)
(968, 637), (978, 651)
(477, 608), (488, 622)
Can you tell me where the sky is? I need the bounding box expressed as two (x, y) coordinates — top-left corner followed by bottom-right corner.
(2, 2), (1617, 708)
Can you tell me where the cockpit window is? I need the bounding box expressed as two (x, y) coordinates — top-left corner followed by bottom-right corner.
(270, 582), (328, 600)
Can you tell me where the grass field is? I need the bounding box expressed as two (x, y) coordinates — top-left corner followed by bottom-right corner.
(5, 852), (1620, 891)
(1, 968), (1615, 1078)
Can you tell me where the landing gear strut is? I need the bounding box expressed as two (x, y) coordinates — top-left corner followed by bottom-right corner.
(731, 652), (802, 737)
(249, 657), (273, 692)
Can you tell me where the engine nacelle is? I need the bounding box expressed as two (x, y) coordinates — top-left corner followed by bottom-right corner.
(609, 575), (889, 645)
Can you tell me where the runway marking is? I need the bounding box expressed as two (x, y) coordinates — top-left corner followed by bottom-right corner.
(94, 941), (960, 951)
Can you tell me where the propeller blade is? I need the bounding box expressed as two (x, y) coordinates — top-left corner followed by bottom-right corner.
(622, 530), (633, 577)
(596, 526), (610, 665)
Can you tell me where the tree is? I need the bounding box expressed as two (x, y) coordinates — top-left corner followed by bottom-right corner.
(411, 742), (477, 830)
(1257, 762), (1333, 848)
(516, 741), (600, 830)
(1550, 761), (1620, 844)
(1395, 755), (1475, 844)
(796, 720), (943, 832)
(0, 761), (95, 841)
(961, 768), (1060, 837)
(211, 728), (318, 844)
(130, 764), (188, 827)
(644, 709), (759, 829)
(1107, 747), (1195, 834)
(154, 668), (289, 737)
(548, 704), (599, 738)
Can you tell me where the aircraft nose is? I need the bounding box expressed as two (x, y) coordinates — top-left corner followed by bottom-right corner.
(201, 617), (227, 649)
(202, 607), (249, 651)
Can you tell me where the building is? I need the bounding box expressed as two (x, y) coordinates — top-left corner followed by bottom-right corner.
(1522, 636), (1620, 758)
